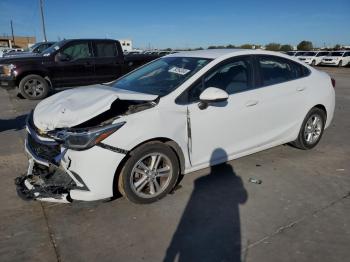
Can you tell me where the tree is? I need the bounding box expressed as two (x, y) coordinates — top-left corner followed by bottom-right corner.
(240, 44), (253, 49)
(280, 44), (293, 52)
(226, 44), (236, 49)
(333, 44), (341, 50)
(265, 43), (281, 51)
(208, 45), (217, 49)
(297, 41), (313, 51)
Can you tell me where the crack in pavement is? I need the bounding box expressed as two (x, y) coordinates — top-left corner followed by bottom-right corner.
(242, 191), (350, 257)
(41, 203), (61, 262)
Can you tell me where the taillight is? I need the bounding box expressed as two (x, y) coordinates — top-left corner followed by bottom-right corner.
(331, 78), (336, 88)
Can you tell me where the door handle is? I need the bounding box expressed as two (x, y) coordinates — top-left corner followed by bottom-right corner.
(296, 86), (306, 92)
(245, 100), (259, 107)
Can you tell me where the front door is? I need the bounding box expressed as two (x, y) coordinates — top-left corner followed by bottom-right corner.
(185, 56), (260, 167)
(51, 40), (95, 87)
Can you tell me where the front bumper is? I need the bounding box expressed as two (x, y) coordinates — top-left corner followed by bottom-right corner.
(16, 117), (127, 203)
(321, 60), (339, 65)
(0, 76), (16, 90)
(299, 59), (312, 65)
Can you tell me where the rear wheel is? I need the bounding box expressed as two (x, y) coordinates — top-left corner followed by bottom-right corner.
(18, 74), (49, 100)
(292, 108), (326, 150)
(118, 142), (179, 204)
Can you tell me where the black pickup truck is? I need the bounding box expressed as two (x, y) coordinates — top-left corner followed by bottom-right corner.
(0, 39), (158, 99)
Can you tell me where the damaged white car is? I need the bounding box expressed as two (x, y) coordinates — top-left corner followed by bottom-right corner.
(16, 49), (335, 204)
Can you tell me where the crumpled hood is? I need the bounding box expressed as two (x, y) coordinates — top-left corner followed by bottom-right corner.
(33, 84), (158, 131)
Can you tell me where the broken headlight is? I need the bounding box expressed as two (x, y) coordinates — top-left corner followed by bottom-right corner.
(50, 122), (126, 150)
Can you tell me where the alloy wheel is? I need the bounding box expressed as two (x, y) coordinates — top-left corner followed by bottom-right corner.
(23, 79), (45, 98)
(303, 114), (323, 145)
(130, 153), (173, 198)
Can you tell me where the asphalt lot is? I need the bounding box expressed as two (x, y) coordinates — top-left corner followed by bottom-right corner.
(0, 66), (349, 262)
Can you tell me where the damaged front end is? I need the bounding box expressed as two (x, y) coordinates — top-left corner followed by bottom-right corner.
(16, 94), (159, 202)
(15, 114), (80, 202)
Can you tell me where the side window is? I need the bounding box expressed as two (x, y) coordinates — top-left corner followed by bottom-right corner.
(204, 58), (252, 95)
(36, 44), (49, 53)
(185, 57), (253, 103)
(95, 42), (118, 57)
(62, 42), (91, 60)
(257, 56), (305, 87)
(345, 52), (350, 57)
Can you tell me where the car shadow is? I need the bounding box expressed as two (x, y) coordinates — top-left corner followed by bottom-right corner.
(164, 148), (248, 262)
(0, 114), (27, 133)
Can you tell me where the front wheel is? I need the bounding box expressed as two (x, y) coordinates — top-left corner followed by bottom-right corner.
(118, 142), (179, 204)
(338, 60), (343, 67)
(311, 60), (316, 66)
(18, 74), (49, 100)
(291, 108), (326, 150)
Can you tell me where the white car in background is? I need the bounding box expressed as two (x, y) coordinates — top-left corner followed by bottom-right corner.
(298, 51), (330, 66)
(16, 49), (335, 204)
(321, 51), (350, 67)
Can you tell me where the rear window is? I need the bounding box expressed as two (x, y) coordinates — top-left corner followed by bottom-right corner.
(257, 55), (309, 87)
(95, 42), (118, 57)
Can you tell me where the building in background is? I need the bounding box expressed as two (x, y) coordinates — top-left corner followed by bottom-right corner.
(118, 39), (132, 52)
(0, 35), (36, 49)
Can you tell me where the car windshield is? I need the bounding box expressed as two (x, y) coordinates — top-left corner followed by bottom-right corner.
(316, 52), (329, 57)
(286, 52), (296, 56)
(303, 52), (316, 56)
(330, 52), (344, 56)
(112, 56), (212, 96)
(295, 52), (305, 56)
(41, 40), (67, 56)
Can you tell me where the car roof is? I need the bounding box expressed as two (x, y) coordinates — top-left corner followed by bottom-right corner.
(167, 49), (250, 59)
(166, 48), (307, 60)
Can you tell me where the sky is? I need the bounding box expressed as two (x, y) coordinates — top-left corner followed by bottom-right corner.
(0, 0), (349, 49)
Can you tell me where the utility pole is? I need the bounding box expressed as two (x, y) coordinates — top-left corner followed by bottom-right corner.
(10, 20), (15, 46)
(39, 0), (47, 42)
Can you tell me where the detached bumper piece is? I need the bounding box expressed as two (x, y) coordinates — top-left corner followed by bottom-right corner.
(15, 163), (75, 203)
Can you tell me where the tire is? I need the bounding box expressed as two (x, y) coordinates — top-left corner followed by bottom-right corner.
(338, 60), (343, 67)
(19, 74), (49, 100)
(118, 142), (180, 204)
(291, 107), (326, 150)
(311, 60), (316, 66)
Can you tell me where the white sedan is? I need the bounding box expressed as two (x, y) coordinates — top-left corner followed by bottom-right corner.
(321, 51), (350, 67)
(298, 51), (330, 66)
(16, 49), (336, 204)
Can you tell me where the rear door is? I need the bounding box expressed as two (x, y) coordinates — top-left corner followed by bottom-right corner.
(51, 40), (95, 87)
(251, 55), (310, 145)
(93, 40), (123, 83)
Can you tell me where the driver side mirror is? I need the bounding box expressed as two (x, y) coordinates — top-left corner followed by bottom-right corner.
(198, 87), (229, 110)
(56, 52), (70, 62)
